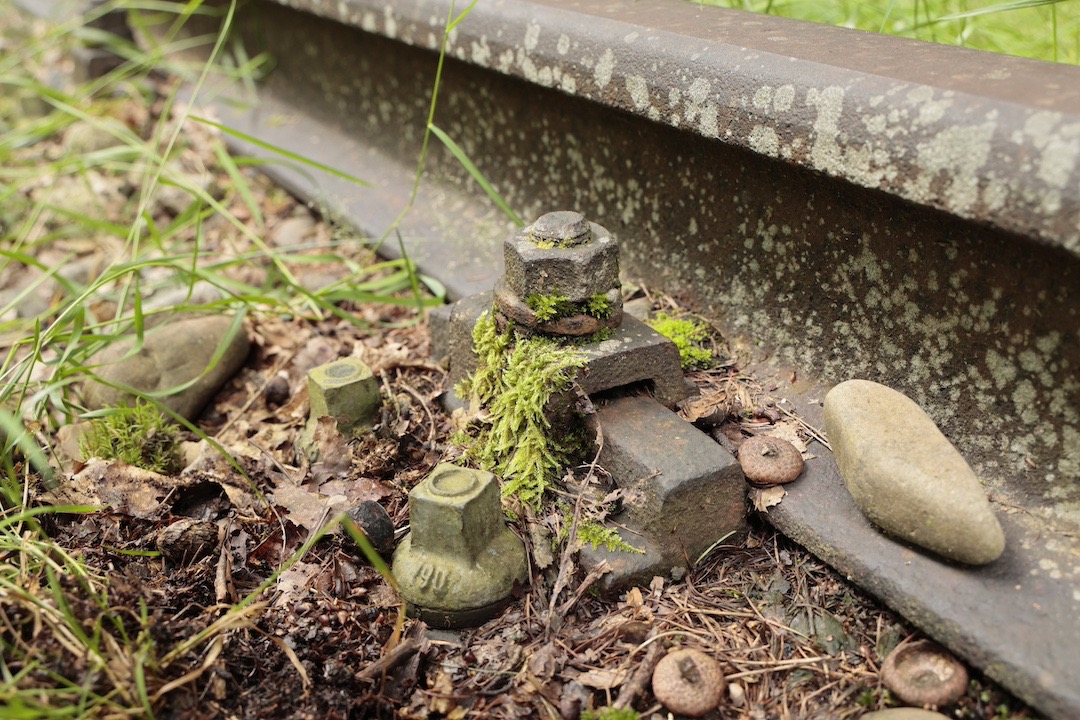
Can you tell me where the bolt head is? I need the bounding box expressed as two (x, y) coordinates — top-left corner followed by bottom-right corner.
(408, 464), (502, 562)
(307, 358), (380, 432)
(504, 214), (620, 302)
(530, 211), (591, 247)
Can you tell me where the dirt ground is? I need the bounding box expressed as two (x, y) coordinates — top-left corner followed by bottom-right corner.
(0, 7), (1044, 719)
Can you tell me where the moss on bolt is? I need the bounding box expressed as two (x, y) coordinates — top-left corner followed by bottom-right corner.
(525, 290), (615, 322)
(455, 311), (586, 507)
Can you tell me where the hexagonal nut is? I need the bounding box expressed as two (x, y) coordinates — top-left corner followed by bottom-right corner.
(503, 219), (620, 302)
(407, 464), (503, 562)
(307, 357), (380, 432)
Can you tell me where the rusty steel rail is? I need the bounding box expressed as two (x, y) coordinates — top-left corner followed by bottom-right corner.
(18, 0), (1080, 716)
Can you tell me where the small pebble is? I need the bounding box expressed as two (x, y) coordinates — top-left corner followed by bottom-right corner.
(344, 500), (395, 558)
(264, 374), (290, 407)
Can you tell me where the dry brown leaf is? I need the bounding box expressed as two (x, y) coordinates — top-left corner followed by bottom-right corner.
(765, 420), (810, 456)
(310, 416), (351, 482)
(576, 666), (629, 690)
(273, 561), (320, 607)
(271, 482), (347, 533)
(43, 459), (247, 518)
(752, 485), (787, 512)
(428, 671), (457, 715)
(680, 393), (730, 426)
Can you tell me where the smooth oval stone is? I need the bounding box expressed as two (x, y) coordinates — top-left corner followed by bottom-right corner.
(824, 379), (1005, 565)
(861, 710), (950, 720)
(83, 315), (250, 422)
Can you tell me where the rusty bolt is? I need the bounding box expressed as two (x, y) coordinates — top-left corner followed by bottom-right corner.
(307, 357), (380, 433)
(392, 464), (528, 628)
(503, 211), (620, 303)
(530, 210), (592, 247)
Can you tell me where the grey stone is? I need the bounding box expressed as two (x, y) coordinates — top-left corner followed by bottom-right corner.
(447, 293), (687, 410)
(44, 172), (125, 219)
(503, 220), (619, 302)
(824, 379), (1004, 566)
(392, 464), (527, 627)
(427, 303), (453, 365)
(268, 213), (316, 247)
(623, 296), (653, 321)
(62, 118), (127, 154)
(579, 395), (747, 593)
(144, 281), (224, 313)
(82, 315), (250, 421)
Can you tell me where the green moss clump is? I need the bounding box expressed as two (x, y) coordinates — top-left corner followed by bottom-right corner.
(583, 708), (640, 720)
(566, 508), (644, 555)
(456, 311), (586, 507)
(586, 292), (613, 319)
(647, 312), (714, 370)
(79, 401), (181, 474)
(525, 291), (573, 322)
(526, 290), (615, 323)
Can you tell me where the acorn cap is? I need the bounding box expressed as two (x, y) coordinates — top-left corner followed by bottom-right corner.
(881, 639), (968, 709)
(651, 647), (725, 718)
(738, 435), (804, 485)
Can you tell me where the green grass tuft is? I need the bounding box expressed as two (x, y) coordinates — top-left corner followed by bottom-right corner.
(696, 0), (1078, 64)
(79, 400), (181, 473)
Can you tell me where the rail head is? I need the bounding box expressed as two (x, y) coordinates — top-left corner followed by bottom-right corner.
(275, 0), (1080, 256)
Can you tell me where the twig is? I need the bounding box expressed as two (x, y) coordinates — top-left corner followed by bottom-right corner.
(556, 559), (609, 618)
(724, 655), (834, 680)
(355, 636), (424, 682)
(215, 348), (297, 438)
(778, 405), (830, 450)
(545, 423), (604, 635)
(612, 642), (664, 710)
(396, 376), (438, 445)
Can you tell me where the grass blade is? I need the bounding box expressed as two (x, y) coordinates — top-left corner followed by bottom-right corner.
(428, 123), (523, 227)
(191, 116), (371, 187)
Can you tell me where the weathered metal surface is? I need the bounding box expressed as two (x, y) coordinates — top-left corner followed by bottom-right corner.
(275, 0), (1080, 254)
(57, 0), (1080, 715)
(580, 394), (747, 593)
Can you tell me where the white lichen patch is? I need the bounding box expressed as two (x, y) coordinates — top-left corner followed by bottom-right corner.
(749, 126), (779, 158)
(626, 75), (650, 111)
(524, 22), (540, 52)
(908, 120), (996, 214)
(806, 86), (846, 176)
(594, 48), (615, 89)
(470, 37), (491, 65)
